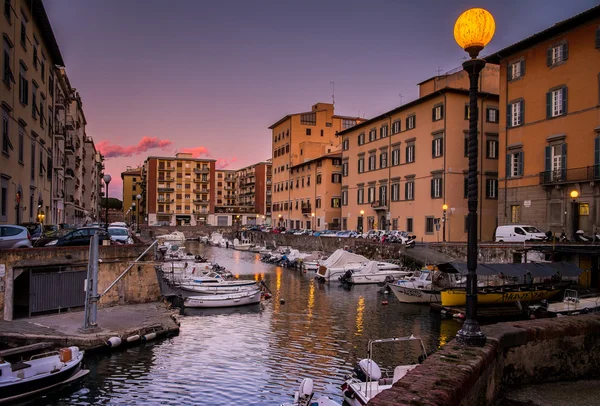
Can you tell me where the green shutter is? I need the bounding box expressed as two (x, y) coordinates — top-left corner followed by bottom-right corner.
(546, 92), (552, 118)
(464, 178), (468, 198)
(440, 105), (444, 119)
(519, 100), (524, 125)
(518, 152), (524, 176)
(430, 179), (434, 198)
(561, 143), (567, 180)
(546, 48), (552, 66)
(507, 64), (513, 81)
(562, 43), (568, 60)
(432, 107), (436, 121)
(506, 154), (511, 178)
(545, 146), (551, 173)
(562, 87), (568, 115)
(440, 138), (444, 157)
(520, 60), (526, 76)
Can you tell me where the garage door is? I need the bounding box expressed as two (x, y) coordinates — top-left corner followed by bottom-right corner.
(217, 216), (229, 226)
(247, 217), (256, 225)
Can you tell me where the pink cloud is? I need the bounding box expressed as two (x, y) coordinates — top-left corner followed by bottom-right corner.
(178, 146), (210, 158)
(97, 136), (172, 158)
(216, 157), (237, 169)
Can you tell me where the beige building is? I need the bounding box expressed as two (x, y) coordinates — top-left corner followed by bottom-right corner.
(215, 169), (236, 207)
(51, 66), (69, 224)
(339, 66), (500, 241)
(121, 166), (142, 224)
(269, 102), (363, 229)
(1, 0), (63, 224)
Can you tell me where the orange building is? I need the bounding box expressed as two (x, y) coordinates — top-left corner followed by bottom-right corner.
(215, 169), (236, 207)
(121, 166), (142, 224)
(269, 102), (363, 229)
(487, 5), (600, 237)
(338, 66), (500, 241)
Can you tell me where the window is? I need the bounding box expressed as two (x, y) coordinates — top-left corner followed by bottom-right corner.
(342, 162), (348, 177)
(341, 190), (348, 206)
(380, 125), (388, 138)
(357, 188), (364, 204)
(39, 148), (43, 176)
(380, 152), (387, 169)
(358, 157), (364, 173)
(464, 178), (469, 198)
(30, 141), (35, 181)
(19, 64), (28, 105)
(342, 139), (349, 151)
(486, 108), (499, 123)
(464, 216), (469, 232)
(464, 135), (469, 157)
(405, 181), (414, 200)
(406, 144), (415, 163)
(391, 149), (400, 166)
(1, 111), (12, 156)
(20, 18), (26, 48)
(320, 129), (323, 137)
(0, 177), (7, 222)
(342, 119), (355, 129)
(486, 178), (498, 199)
(432, 105), (443, 121)
(331, 197), (340, 208)
(33, 42), (37, 69)
(300, 113), (316, 125)
(378, 185), (387, 206)
(547, 87), (567, 118)
(3, 38), (13, 87)
(368, 154), (376, 171)
(425, 217), (434, 234)
(406, 217), (413, 233)
(4, 0), (11, 23)
(367, 187), (375, 203)
(358, 133), (365, 145)
(406, 115), (415, 130)
(506, 152), (524, 178)
(511, 205), (521, 223)
(431, 178), (442, 198)
(545, 144), (566, 181)
(369, 129), (376, 142)
(547, 43), (568, 66)
(316, 174), (322, 184)
(464, 105), (470, 120)
(486, 139), (498, 159)
(306, 128), (311, 136)
(392, 121), (400, 134)
(508, 100), (524, 127)
(31, 82), (38, 118)
(331, 173), (342, 183)
(432, 138), (443, 158)
(508, 60), (525, 80)
(391, 183), (400, 201)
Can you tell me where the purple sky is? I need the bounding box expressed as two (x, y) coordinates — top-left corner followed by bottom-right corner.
(44, 0), (598, 198)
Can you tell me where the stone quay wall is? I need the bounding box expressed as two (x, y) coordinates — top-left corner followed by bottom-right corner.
(369, 314), (600, 406)
(140, 225), (237, 240)
(0, 244), (160, 320)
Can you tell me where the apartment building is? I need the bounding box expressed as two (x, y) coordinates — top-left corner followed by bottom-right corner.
(143, 153), (215, 226)
(121, 166), (142, 223)
(215, 169), (235, 207)
(269, 102), (363, 229)
(51, 66), (69, 224)
(338, 66), (500, 242)
(487, 5), (600, 237)
(1, 0), (63, 224)
(82, 135), (102, 222)
(273, 151), (343, 231)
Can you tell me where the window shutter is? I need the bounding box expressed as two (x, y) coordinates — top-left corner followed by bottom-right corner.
(518, 152), (524, 176)
(432, 107), (436, 121)
(405, 117), (409, 129)
(464, 178), (468, 198)
(465, 137), (469, 157)
(545, 146), (551, 172)
(440, 105), (444, 119)
(413, 116), (416, 128)
(562, 43), (568, 60)
(440, 138), (444, 156)
(465, 105), (470, 120)
(507, 65), (513, 81)
(506, 105), (512, 128)
(561, 143), (567, 180)
(596, 28), (600, 49)
(546, 92), (552, 118)
(519, 100), (524, 125)
(439, 179), (443, 197)
(432, 139), (435, 157)
(430, 179), (434, 198)
(595, 138), (600, 178)
(562, 87), (568, 115)
(506, 154), (511, 178)
(405, 146), (409, 162)
(546, 48), (552, 66)
(520, 60), (525, 76)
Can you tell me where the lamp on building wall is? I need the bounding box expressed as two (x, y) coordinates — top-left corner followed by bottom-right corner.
(359, 210), (365, 234)
(311, 212), (315, 232)
(103, 174), (112, 229)
(136, 194), (142, 233)
(570, 190), (579, 239)
(442, 204), (449, 242)
(453, 7), (495, 347)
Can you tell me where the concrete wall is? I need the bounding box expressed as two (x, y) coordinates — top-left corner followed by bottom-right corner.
(0, 244), (160, 320)
(369, 314), (600, 406)
(141, 225), (238, 239)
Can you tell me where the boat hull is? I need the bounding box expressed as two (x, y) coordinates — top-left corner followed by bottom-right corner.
(184, 289), (262, 308)
(233, 245), (252, 251)
(441, 287), (563, 307)
(389, 284), (440, 304)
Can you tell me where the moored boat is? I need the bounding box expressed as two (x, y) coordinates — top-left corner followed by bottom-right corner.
(184, 288), (262, 308)
(280, 378), (341, 406)
(156, 231), (186, 243)
(441, 285), (564, 307)
(339, 261), (412, 285)
(233, 238), (253, 251)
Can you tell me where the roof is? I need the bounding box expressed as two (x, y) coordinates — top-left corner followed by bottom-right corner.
(437, 261), (582, 278)
(268, 109), (363, 129)
(27, 0), (64, 66)
(146, 156), (216, 162)
(337, 87), (498, 136)
(289, 152), (342, 169)
(486, 5), (600, 64)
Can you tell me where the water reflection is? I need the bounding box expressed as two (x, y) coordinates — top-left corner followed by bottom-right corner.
(41, 242), (461, 405)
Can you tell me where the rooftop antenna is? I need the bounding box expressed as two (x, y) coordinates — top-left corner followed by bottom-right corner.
(436, 66), (443, 76)
(330, 81), (335, 105)
(398, 94), (404, 106)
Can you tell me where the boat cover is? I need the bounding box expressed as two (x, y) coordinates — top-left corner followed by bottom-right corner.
(352, 261), (380, 274)
(321, 249), (368, 268)
(437, 261), (582, 278)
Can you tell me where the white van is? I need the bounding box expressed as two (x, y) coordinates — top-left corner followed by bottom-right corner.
(494, 225), (547, 242)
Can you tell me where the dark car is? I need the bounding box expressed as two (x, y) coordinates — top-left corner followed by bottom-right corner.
(21, 222), (45, 242)
(33, 228), (72, 247)
(42, 227), (111, 247)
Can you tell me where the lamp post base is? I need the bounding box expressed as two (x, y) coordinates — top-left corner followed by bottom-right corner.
(456, 318), (486, 347)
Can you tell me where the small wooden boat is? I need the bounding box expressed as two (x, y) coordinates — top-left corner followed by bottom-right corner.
(0, 346), (88, 404)
(441, 284), (564, 307)
(184, 289), (262, 308)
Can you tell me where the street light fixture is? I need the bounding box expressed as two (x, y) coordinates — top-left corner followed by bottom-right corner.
(570, 190), (579, 239)
(136, 194), (142, 234)
(453, 7), (495, 347)
(442, 204), (449, 242)
(102, 174), (112, 229)
(359, 210), (365, 234)
(311, 212), (315, 232)
(278, 213), (282, 228)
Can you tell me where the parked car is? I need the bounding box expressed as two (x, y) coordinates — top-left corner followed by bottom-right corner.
(494, 225), (547, 243)
(33, 228), (73, 247)
(21, 222), (46, 242)
(109, 222), (128, 228)
(42, 227), (111, 247)
(107, 226), (134, 244)
(0, 225), (32, 249)
(336, 230), (352, 238)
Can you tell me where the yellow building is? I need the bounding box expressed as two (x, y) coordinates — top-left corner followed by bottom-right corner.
(1, 0), (63, 224)
(121, 166), (142, 225)
(269, 102), (363, 229)
(486, 5), (600, 237)
(339, 66), (500, 241)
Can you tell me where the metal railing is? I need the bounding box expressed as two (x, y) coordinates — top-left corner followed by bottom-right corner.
(539, 166), (600, 185)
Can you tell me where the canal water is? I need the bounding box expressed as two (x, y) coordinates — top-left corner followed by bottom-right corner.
(36, 243), (460, 406)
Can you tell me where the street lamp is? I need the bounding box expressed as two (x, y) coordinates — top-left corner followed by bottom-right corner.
(442, 204), (448, 242)
(131, 202), (136, 229)
(278, 213), (282, 228)
(311, 212), (315, 232)
(359, 210), (365, 234)
(102, 174), (112, 229)
(570, 190), (579, 239)
(136, 194), (142, 233)
(454, 7), (495, 347)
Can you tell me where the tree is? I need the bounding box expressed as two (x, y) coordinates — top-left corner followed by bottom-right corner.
(100, 197), (123, 210)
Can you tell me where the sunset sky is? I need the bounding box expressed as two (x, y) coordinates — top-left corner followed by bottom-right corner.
(43, 0), (598, 198)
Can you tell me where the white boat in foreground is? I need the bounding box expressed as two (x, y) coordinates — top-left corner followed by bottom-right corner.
(184, 288), (262, 308)
(280, 378), (341, 406)
(339, 261), (411, 285)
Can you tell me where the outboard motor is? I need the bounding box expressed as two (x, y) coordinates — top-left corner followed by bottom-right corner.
(354, 359), (382, 382)
(339, 269), (354, 284)
(292, 378), (315, 406)
(405, 235), (416, 248)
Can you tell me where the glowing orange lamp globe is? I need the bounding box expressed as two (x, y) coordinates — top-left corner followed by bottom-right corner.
(454, 8), (495, 58)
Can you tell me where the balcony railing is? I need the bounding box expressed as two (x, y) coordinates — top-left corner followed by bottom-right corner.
(301, 205), (312, 214)
(158, 177), (175, 182)
(371, 200), (387, 210)
(194, 168), (210, 174)
(157, 199), (175, 203)
(539, 166), (599, 186)
(158, 187), (175, 192)
(158, 166), (175, 171)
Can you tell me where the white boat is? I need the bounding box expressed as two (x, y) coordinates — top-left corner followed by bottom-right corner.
(156, 231), (186, 243)
(342, 336), (427, 406)
(249, 244), (264, 253)
(209, 232), (224, 246)
(280, 378), (341, 406)
(233, 238), (252, 251)
(532, 289), (600, 316)
(184, 289), (262, 308)
(339, 261), (412, 285)
(0, 346), (89, 404)
(316, 249), (400, 282)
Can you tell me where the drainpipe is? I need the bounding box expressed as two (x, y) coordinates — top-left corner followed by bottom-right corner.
(386, 114), (393, 231)
(441, 92), (447, 239)
(479, 73), (490, 241)
(503, 57), (509, 221)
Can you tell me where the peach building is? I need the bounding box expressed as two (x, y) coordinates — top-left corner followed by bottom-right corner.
(269, 102), (363, 229)
(486, 5), (600, 237)
(339, 66), (500, 242)
(121, 166), (142, 224)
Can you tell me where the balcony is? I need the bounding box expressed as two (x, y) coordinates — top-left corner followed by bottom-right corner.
(66, 117), (75, 130)
(193, 199), (210, 204)
(194, 168), (210, 174)
(266, 190), (272, 195)
(158, 187), (175, 192)
(65, 143), (75, 154)
(157, 199), (174, 204)
(371, 201), (387, 210)
(301, 205), (312, 214)
(539, 166), (599, 186)
(158, 166), (175, 172)
(158, 177), (175, 182)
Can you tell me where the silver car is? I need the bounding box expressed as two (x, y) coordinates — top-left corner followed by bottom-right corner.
(0, 225), (32, 249)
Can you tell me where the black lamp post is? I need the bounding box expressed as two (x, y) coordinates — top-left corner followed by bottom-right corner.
(570, 190), (579, 239)
(131, 202), (136, 229)
(454, 7), (495, 347)
(359, 210), (364, 234)
(103, 174), (112, 229)
(136, 194), (142, 234)
(442, 204), (448, 242)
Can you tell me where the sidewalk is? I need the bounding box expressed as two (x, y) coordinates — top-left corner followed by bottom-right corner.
(0, 302), (180, 350)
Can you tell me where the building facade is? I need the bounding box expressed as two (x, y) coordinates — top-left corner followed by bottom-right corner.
(1, 0), (63, 225)
(51, 65), (69, 224)
(82, 135), (102, 222)
(143, 153), (215, 226)
(121, 166), (142, 225)
(269, 102), (363, 229)
(488, 6), (600, 238)
(339, 66), (500, 242)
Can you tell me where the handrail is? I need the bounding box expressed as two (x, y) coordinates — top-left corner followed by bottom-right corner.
(100, 240), (158, 297)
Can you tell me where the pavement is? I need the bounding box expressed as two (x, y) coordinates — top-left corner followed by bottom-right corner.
(497, 380), (600, 406)
(0, 302), (180, 350)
